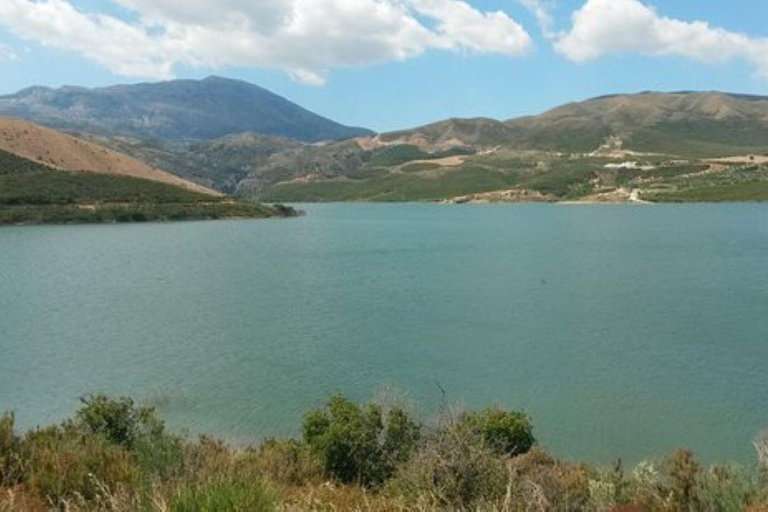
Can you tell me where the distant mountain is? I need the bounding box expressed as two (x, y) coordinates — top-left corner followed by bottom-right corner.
(0, 117), (216, 194)
(504, 91), (768, 155)
(379, 118), (518, 148)
(0, 76), (373, 142)
(379, 91), (768, 157)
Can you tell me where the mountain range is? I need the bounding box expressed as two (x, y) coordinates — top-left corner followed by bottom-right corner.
(1, 77), (767, 202)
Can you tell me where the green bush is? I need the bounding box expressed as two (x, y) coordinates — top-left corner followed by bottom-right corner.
(302, 395), (420, 486)
(463, 407), (535, 456)
(171, 479), (276, 512)
(75, 395), (155, 449)
(697, 465), (760, 511)
(74, 394), (184, 479)
(0, 412), (22, 486)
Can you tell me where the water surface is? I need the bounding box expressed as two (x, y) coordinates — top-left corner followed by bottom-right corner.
(1, 204), (767, 464)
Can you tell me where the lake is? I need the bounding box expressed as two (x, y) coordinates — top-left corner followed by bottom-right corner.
(1, 203), (767, 464)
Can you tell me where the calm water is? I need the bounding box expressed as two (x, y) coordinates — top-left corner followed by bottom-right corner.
(1, 204), (767, 464)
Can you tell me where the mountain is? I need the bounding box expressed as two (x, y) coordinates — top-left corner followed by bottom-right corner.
(0, 126), (297, 225)
(375, 91), (768, 157)
(0, 117), (216, 195)
(0, 76), (372, 142)
(37, 88), (768, 202)
(239, 91), (768, 201)
(504, 91), (768, 155)
(379, 118), (518, 149)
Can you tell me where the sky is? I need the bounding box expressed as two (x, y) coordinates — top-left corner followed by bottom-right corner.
(0, 0), (767, 132)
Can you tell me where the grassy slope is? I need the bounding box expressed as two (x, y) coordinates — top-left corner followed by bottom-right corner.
(262, 149), (722, 202)
(645, 181), (768, 202)
(0, 150), (294, 224)
(263, 146), (768, 203)
(249, 92), (768, 202)
(265, 166), (523, 202)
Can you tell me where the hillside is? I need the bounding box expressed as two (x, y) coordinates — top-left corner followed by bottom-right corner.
(0, 149), (296, 225)
(505, 91), (768, 156)
(0, 118), (216, 195)
(90, 132), (304, 193)
(13, 87), (768, 203)
(238, 91), (768, 202)
(0, 76), (372, 142)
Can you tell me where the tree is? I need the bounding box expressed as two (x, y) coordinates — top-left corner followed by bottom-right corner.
(463, 407), (535, 456)
(303, 395), (420, 486)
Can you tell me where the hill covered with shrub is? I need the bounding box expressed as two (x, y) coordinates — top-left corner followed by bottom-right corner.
(0, 149), (296, 225)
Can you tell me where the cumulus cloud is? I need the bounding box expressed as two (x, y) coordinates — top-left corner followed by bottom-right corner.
(0, 0), (533, 84)
(554, 0), (768, 80)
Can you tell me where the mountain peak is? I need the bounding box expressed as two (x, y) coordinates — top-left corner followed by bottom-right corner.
(0, 77), (373, 143)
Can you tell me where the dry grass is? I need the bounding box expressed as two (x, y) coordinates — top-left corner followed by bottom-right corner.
(3, 398), (768, 511)
(0, 118), (217, 195)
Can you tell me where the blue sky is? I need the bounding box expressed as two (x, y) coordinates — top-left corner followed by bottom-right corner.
(0, 0), (767, 132)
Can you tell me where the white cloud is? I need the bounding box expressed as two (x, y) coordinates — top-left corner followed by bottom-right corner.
(0, 43), (19, 62)
(519, 0), (556, 39)
(554, 0), (768, 80)
(0, 0), (533, 84)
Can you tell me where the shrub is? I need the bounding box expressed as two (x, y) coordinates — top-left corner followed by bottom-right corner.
(697, 465), (759, 511)
(22, 425), (141, 504)
(181, 436), (236, 487)
(388, 408), (508, 509)
(508, 447), (590, 511)
(664, 448), (701, 511)
(74, 395), (153, 449)
(756, 430), (768, 470)
(0, 412), (23, 486)
(70, 394), (185, 481)
(170, 479), (276, 512)
(239, 439), (322, 486)
(302, 395), (420, 486)
(463, 407), (535, 456)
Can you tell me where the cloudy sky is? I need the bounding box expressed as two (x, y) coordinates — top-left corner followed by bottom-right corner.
(0, 0), (766, 131)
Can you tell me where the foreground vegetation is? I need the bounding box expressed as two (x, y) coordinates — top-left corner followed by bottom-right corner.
(0, 150), (297, 224)
(2, 395), (768, 511)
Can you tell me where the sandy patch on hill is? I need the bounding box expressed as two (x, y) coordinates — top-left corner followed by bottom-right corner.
(0, 117), (218, 195)
(560, 188), (651, 204)
(404, 155), (466, 168)
(704, 155), (768, 165)
(442, 188), (556, 204)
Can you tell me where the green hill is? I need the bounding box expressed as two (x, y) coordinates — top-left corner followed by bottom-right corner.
(253, 92), (768, 202)
(0, 150), (296, 224)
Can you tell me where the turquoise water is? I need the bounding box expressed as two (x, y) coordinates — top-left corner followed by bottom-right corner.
(1, 204), (767, 464)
